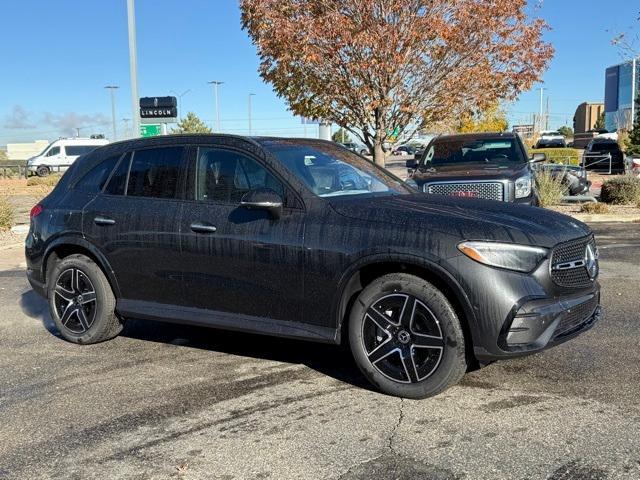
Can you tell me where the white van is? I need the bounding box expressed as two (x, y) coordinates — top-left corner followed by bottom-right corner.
(26, 138), (109, 177)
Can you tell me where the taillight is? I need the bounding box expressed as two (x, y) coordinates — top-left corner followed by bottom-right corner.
(30, 204), (43, 219)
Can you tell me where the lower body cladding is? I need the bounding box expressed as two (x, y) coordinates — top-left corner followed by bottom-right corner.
(445, 255), (601, 363)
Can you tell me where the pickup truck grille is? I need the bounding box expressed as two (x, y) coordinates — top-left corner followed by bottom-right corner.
(425, 182), (504, 201)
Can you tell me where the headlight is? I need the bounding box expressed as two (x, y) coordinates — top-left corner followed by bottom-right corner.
(514, 174), (532, 198)
(458, 241), (548, 273)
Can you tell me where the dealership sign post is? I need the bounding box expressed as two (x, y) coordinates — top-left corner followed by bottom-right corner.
(139, 97), (178, 135)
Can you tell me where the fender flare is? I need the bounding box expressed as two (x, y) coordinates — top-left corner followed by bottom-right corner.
(333, 253), (478, 346)
(43, 236), (122, 298)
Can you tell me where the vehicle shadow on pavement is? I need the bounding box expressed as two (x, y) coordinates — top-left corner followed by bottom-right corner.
(19, 288), (60, 337)
(18, 287), (373, 392)
(121, 317), (374, 392)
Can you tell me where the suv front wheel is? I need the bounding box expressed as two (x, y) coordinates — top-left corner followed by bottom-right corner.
(47, 254), (124, 344)
(349, 273), (467, 399)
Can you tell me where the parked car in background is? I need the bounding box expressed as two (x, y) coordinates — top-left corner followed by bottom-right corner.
(536, 163), (591, 196)
(27, 138), (109, 177)
(340, 142), (359, 153)
(626, 155), (640, 177)
(407, 132), (542, 206)
(583, 139), (624, 173)
(535, 137), (567, 149)
(392, 145), (419, 156)
(26, 135), (601, 399)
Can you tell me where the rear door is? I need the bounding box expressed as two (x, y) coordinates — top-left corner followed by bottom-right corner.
(82, 145), (187, 307)
(178, 144), (305, 323)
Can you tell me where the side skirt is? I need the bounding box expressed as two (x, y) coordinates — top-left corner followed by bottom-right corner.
(117, 299), (339, 344)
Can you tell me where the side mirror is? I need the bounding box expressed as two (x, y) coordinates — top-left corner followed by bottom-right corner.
(530, 152), (546, 163)
(240, 188), (283, 219)
(406, 159), (418, 169)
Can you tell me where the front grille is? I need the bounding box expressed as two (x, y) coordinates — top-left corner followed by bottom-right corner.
(426, 182), (504, 201)
(551, 236), (597, 288)
(555, 296), (599, 338)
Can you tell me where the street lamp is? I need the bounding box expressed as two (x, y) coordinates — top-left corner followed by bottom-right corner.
(170, 89), (191, 119)
(208, 81), (224, 132)
(127, 0), (140, 137)
(248, 93), (256, 135)
(104, 85), (119, 141)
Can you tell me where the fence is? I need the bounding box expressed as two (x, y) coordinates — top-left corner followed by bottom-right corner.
(0, 164), (69, 179)
(582, 153), (613, 175)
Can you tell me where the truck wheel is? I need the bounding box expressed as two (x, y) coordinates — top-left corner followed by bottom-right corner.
(36, 166), (50, 177)
(349, 273), (467, 399)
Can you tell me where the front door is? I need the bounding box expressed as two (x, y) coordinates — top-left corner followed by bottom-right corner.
(82, 146), (187, 307)
(179, 145), (305, 323)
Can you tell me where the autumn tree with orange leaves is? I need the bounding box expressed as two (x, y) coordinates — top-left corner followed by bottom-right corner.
(241, 0), (553, 166)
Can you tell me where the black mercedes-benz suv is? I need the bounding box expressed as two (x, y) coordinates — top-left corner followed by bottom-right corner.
(26, 135), (602, 399)
(407, 132), (541, 206)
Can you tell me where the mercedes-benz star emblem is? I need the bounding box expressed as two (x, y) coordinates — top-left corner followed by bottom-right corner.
(397, 330), (411, 344)
(585, 244), (598, 280)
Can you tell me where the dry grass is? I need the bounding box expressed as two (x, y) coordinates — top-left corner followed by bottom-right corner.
(580, 202), (611, 214)
(600, 176), (640, 205)
(0, 197), (14, 231)
(26, 174), (62, 187)
(535, 170), (566, 207)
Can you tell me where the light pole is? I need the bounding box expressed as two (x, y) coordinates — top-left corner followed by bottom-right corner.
(170, 89), (191, 120)
(538, 87), (545, 133)
(127, 0), (140, 137)
(105, 85), (119, 141)
(248, 93), (255, 135)
(208, 81), (224, 132)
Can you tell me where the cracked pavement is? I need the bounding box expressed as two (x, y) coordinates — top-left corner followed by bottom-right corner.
(0, 222), (639, 479)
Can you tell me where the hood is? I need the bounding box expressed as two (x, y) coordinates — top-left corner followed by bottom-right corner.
(411, 163), (528, 182)
(329, 193), (590, 249)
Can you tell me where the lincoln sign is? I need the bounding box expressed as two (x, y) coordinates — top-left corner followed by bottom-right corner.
(139, 96), (178, 123)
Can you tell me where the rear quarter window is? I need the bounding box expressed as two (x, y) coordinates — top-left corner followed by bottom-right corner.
(73, 155), (122, 193)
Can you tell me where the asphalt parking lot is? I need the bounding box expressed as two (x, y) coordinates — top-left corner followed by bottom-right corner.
(1, 223), (639, 480)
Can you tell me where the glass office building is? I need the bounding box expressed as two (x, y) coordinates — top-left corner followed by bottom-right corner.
(604, 58), (640, 132)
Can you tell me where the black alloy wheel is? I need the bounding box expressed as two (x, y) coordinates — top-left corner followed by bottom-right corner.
(53, 268), (98, 334)
(362, 293), (444, 384)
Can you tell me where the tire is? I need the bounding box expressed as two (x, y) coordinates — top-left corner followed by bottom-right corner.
(47, 254), (123, 344)
(348, 273), (467, 399)
(36, 165), (50, 177)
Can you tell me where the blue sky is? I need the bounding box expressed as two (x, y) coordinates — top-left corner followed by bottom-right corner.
(0, 0), (638, 145)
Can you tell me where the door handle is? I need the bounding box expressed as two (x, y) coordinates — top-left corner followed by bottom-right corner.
(94, 216), (116, 226)
(190, 223), (217, 234)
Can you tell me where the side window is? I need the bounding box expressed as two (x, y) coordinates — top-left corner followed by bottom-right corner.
(66, 145), (97, 156)
(46, 146), (60, 157)
(104, 152), (131, 196)
(74, 155), (121, 193)
(195, 147), (284, 203)
(127, 147), (185, 199)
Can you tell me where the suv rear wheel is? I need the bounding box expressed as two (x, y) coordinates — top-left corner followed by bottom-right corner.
(47, 254), (123, 344)
(349, 273), (467, 399)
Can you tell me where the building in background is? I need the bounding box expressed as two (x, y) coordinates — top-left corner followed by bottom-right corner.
(573, 102), (604, 135)
(604, 58), (640, 132)
(6, 140), (49, 161)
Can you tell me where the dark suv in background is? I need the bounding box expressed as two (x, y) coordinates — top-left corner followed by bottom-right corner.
(26, 135), (601, 399)
(406, 132), (540, 205)
(584, 138), (625, 173)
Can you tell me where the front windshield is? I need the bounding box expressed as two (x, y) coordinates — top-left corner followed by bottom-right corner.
(36, 142), (54, 157)
(422, 138), (526, 167)
(263, 140), (413, 198)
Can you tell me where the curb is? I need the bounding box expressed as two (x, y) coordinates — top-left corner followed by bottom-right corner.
(569, 214), (640, 223)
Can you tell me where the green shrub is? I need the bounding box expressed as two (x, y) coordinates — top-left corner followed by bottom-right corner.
(580, 202), (610, 214)
(535, 170), (566, 207)
(600, 176), (640, 204)
(0, 197), (13, 231)
(528, 148), (580, 166)
(27, 174), (62, 187)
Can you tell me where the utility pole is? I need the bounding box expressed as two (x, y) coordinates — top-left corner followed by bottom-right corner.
(105, 85), (119, 141)
(248, 93), (255, 135)
(545, 96), (550, 131)
(127, 0), (140, 137)
(122, 118), (130, 139)
(208, 81), (224, 132)
(538, 87), (545, 133)
(75, 127), (81, 137)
